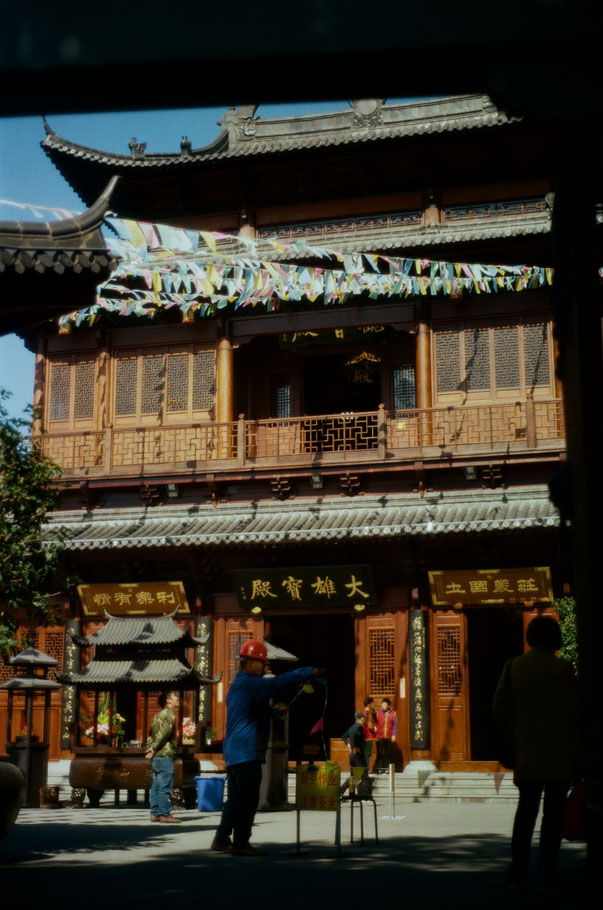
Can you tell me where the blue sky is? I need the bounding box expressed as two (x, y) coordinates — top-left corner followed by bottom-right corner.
(0, 100), (351, 420)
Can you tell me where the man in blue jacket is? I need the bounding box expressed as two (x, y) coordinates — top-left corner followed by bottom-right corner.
(212, 639), (326, 857)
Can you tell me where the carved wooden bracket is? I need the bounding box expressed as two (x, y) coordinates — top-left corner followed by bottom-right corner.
(339, 473), (361, 496)
(140, 484), (164, 506)
(481, 464), (505, 489)
(270, 476), (294, 500)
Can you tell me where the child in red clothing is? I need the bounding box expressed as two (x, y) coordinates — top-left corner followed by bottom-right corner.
(374, 697), (398, 772)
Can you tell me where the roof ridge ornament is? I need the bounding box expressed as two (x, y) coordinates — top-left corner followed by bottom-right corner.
(350, 99), (385, 128)
(128, 137), (147, 158)
(42, 114), (55, 136)
(219, 104), (259, 143)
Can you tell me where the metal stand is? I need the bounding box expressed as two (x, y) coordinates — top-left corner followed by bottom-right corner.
(347, 795), (379, 845)
(294, 807), (342, 855)
(379, 763), (405, 820)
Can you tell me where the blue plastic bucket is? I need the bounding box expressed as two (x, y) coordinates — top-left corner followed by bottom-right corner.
(196, 774), (226, 811)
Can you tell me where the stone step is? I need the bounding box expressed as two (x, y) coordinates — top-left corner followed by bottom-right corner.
(287, 769), (518, 803)
(46, 760), (71, 788)
(47, 761), (518, 804)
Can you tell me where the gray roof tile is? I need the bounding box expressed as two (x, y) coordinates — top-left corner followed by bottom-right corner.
(44, 487), (559, 551)
(64, 657), (192, 685)
(76, 615), (186, 647)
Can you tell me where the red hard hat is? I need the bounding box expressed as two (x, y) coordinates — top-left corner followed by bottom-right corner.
(239, 640), (268, 663)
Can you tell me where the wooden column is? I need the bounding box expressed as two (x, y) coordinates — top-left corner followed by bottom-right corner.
(32, 334), (46, 435)
(96, 335), (110, 471)
(96, 336), (110, 432)
(415, 303), (432, 445)
(216, 328), (234, 457)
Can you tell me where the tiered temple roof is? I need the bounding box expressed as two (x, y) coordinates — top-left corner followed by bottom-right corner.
(60, 610), (221, 686)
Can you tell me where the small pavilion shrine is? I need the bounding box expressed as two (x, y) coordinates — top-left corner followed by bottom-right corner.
(59, 609), (221, 806)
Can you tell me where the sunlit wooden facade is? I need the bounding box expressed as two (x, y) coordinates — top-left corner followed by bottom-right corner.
(1, 97), (566, 771)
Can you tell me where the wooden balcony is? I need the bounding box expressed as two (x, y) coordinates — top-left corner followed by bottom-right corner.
(37, 399), (566, 481)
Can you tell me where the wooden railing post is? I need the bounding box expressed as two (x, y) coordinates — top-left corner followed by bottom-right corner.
(525, 393), (536, 448)
(237, 414), (246, 466)
(378, 403), (386, 459)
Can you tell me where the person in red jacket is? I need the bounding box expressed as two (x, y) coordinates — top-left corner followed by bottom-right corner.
(374, 697), (398, 772)
(362, 696), (378, 767)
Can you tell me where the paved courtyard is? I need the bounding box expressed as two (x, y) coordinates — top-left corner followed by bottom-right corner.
(0, 798), (588, 909)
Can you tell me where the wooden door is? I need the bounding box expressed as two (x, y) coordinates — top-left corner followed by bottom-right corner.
(430, 611), (469, 762)
(213, 615), (263, 737)
(358, 600), (409, 768)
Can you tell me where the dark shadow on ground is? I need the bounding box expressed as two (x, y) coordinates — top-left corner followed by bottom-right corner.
(0, 815), (587, 910)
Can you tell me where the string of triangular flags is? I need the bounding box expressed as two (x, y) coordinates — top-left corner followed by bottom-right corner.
(2, 204), (597, 326)
(60, 217), (562, 327)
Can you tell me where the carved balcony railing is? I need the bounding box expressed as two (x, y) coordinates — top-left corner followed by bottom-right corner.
(37, 399), (566, 480)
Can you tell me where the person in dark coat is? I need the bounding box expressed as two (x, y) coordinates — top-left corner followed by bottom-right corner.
(340, 710), (368, 795)
(493, 615), (579, 888)
(212, 640), (325, 857)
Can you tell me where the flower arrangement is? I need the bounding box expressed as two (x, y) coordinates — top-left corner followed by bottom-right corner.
(182, 717), (196, 743)
(85, 693), (126, 741)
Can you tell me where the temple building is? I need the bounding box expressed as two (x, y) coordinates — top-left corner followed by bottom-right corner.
(0, 96), (566, 771)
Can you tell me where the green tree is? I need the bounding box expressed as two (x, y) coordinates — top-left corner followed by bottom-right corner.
(556, 595), (578, 670)
(0, 389), (67, 657)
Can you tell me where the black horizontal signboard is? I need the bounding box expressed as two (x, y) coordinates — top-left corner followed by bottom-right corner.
(232, 565), (377, 610)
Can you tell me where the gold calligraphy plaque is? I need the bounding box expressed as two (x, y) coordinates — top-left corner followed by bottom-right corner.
(428, 567), (553, 606)
(78, 582), (190, 616)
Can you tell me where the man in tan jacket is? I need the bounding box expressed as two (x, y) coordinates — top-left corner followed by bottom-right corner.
(493, 615), (579, 888)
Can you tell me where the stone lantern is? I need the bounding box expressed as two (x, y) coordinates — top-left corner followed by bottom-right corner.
(0, 646), (61, 807)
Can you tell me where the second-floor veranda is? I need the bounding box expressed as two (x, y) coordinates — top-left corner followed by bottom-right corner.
(39, 397), (565, 481)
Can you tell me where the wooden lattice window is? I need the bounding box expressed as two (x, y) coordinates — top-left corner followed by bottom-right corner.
(434, 318), (553, 401)
(193, 352), (215, 410)
(270, 373), (291, 419)
(0, 655), (13, 683)
(437, 627), (461, 696)
(0, 626), (65, 682)
(435, 331), (461, 393)
(114, 346), (215, 422)
(114, 355), (137, 416)
(48, 355), (96, 425)
(524, 322), (550, 388)
(166, 353), (189, 413)
(464, 327), (490, 391)
(369, 627), (395, 697)
(141, 354), (164, 415)
(227, 630), (251, 686)
(393, 364), (416, 410)
(494, 325), (520, 389)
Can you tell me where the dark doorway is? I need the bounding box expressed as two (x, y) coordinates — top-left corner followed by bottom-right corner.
(467, 607), (524, 760)
(267, 613), (355, 761)
(303, 353), (382, 415)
